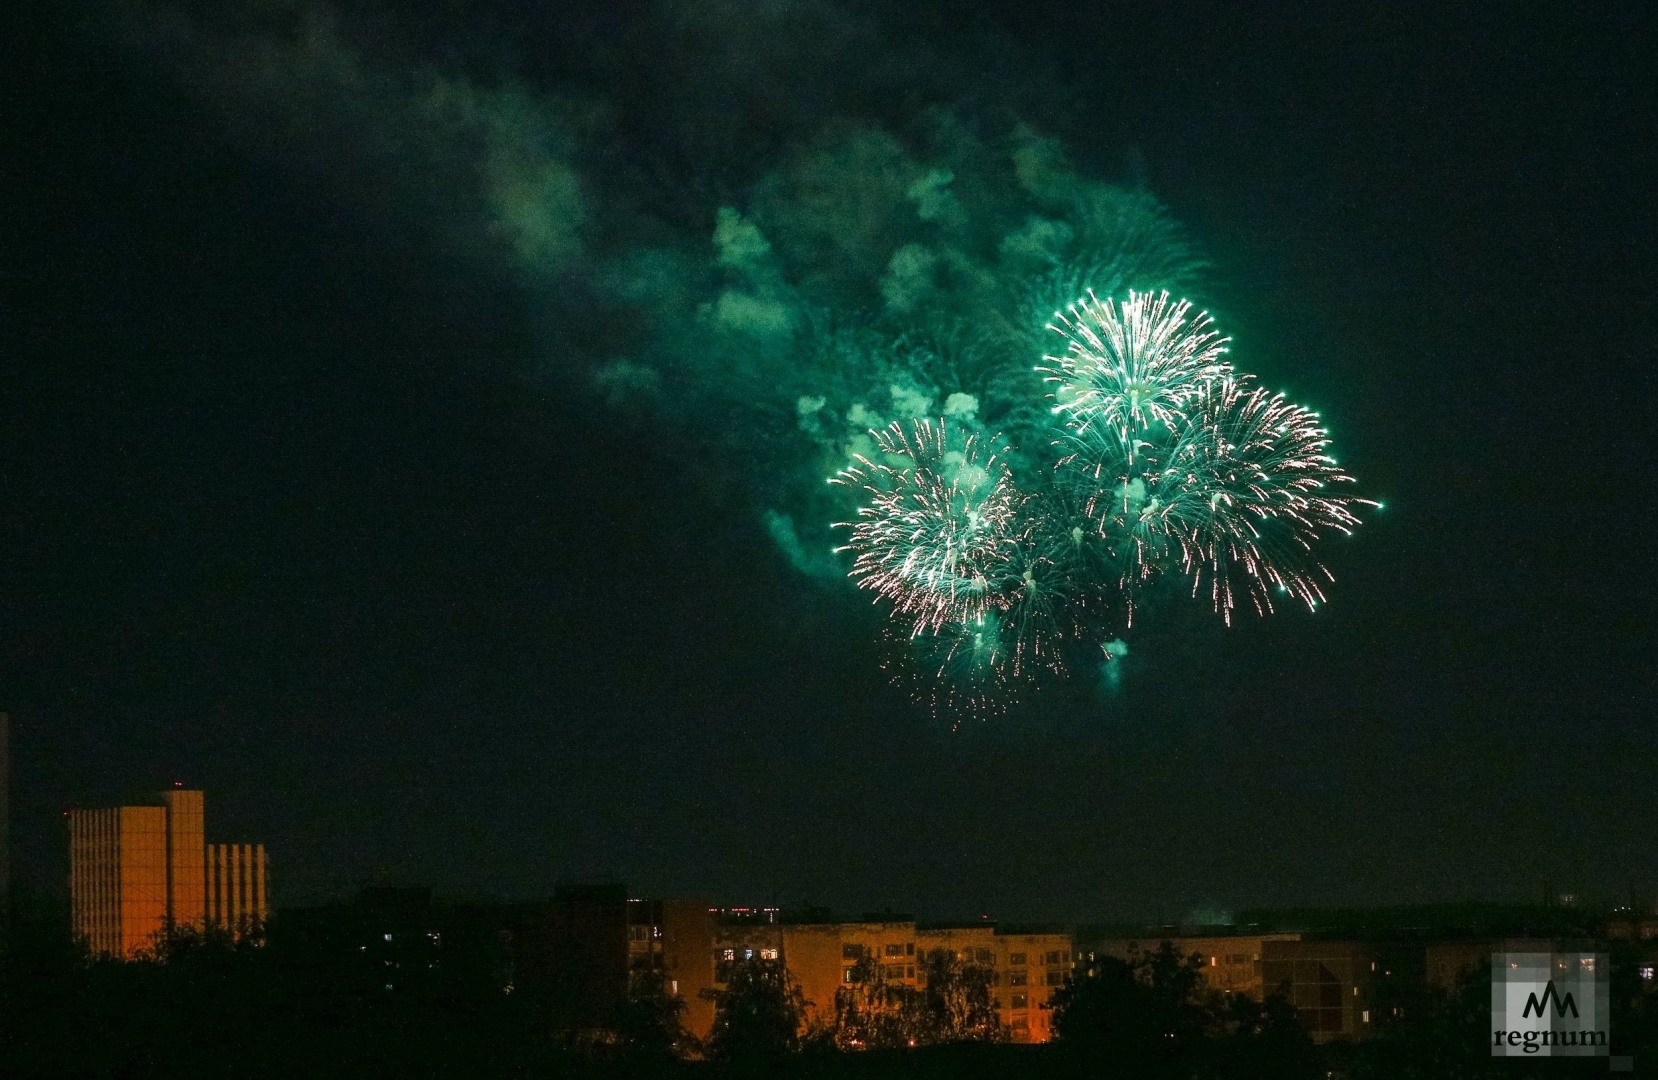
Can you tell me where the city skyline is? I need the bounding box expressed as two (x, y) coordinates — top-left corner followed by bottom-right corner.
(67, 786), (267, 958)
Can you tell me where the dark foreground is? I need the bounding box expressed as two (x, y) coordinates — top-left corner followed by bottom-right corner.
(5, 898), (1656, 1078)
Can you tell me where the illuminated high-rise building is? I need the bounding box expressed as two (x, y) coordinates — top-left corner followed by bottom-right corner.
(160, 787), (205, 929)
(207, 842), (268, 937)
(69, 804), (170, 958)
(68, 787), (268, 958)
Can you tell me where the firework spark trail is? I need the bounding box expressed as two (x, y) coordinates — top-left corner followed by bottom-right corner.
(1159, 376), (1375, 622)
(1056, 372), (1374, 625)
(832, 419), (1025, 635)
(993, 491), (1122, 677)
(1041, 290), (1231, 465)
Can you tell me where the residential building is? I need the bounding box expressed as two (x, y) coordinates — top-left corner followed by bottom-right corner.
(1260, 939), (1422, 1042)
(628, 897), (720, 1040)
(690, 913), (1072, 1044)
(1092, 933), (1303, 999)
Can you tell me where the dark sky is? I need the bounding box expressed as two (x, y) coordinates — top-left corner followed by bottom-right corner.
(2, 1), (1655, 922)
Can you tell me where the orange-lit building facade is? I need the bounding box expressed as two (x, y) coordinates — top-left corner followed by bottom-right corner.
(69, 805), (170, 959)
(207, 843), (269, 938)
(69, 788), (268, 958)
(916, 925), (1072, 1042)
(161, 788), (205, 928)
(677, 913), (1071, 1044)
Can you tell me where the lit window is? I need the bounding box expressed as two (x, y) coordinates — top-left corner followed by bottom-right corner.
(760, 948), (778, 961)
(1641, 966), (1654, 981)
(843, 968), (857, 983)
(384, 933), (393, 942)
(743, 948), (753, 960)
(671, 980), (678, 995)
(1362, 1010), (1370, 1023)
(722, 949), (735, 961)
(1353, 986), (1359, 996)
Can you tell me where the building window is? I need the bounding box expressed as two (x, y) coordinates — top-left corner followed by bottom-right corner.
(907, 942), (915, 955)
(907, 965), (915, 979)
(671, 980), (678, 995)
(760, 948), (778, 961)
(886, 943), (904, 957)
(975, 949), (994, 964)
(722, 949), (735, 961)
(1010, 993), (1027, 1009)
(1642, 965), (1655, 981)
(842, 944), (864, 959)
(1009, 952), (1027, 966)
(1009, 972), (1028, 986)
(1046, 971), (1065, 986)
(1045, 951), (1062, 965)
(843, 968), (857, 983)
(1362, 1010), (1370, 1023)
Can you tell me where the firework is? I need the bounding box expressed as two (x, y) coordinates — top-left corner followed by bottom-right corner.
(1153, 376), (1373, 621)
(1041, 290), (1230, 464)
(885, 618), (1012, 728)
(834, 290), (1374, 711)
(832, 419), (1025, 635)
(994, 490), (1120, 678)
(1059, 374), (1372, 624)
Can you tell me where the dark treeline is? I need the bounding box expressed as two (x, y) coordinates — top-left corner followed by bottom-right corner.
(5, 895), (1658, 1078)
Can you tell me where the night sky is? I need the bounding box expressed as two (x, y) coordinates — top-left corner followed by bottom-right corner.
(2, 2), (1654, 922)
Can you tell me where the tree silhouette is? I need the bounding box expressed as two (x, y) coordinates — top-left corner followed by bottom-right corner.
(708, 956), (807, 1070)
